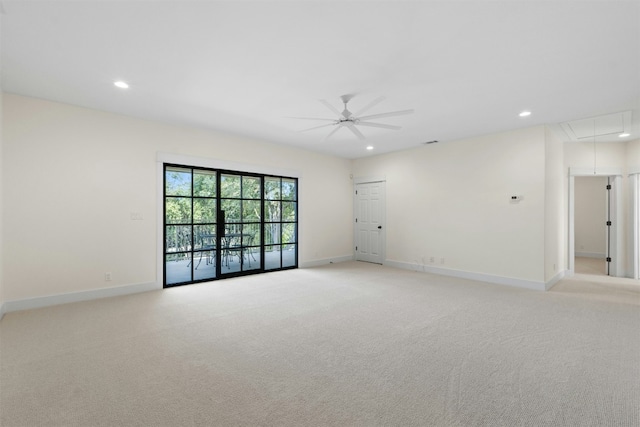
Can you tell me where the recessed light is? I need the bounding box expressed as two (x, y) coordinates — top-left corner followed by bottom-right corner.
(619, 133), (630, 138)
(366, 146), (374, 150)
(519, 111), (531, 117)
(114, 81), (129, 89)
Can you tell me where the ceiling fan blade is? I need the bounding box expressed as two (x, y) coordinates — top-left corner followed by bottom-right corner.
(356, 121), (402, 131)
(353, 96), (386, 117)
(324, 125), (343, 140)
(345, 122), (366, 140)
(358, 109), (415, 121)
(300, 123), (336, 132)
(286, 116), (336, 122)
(319, 99), (343, 117)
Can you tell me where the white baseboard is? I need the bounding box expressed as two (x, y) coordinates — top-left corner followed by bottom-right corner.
(385, 260), (548, 291)
(575, 252), (606, 259)
(545, 270), (566, 290)
(1, 281), (161, 316)
(300, 254), (355, 268)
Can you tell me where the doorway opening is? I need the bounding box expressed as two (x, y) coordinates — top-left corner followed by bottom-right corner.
(573, 176), (609, 276)
(163, 164), (298, 287)
(568, 168), (623, 278)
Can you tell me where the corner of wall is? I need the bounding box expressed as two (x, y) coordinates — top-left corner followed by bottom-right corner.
(544, 125), (566, 282)
(0, 13), (5, 319)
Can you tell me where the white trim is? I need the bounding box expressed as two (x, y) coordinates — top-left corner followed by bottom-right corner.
(385, 260), (549, 291)
(157, 152), (302, 179)
(575, 252), (606, 259)
(631, 173), (640, 279)
(353, 175), (386, 184)
(629, 166), (640, 175)
(300, 254), (354, 268)
(569, 166), (623, 177)
(157, 161), (164, 289)
(1, 281), (160, 315)
(568, 168), (624, 277)
(545, 270), (567, 290)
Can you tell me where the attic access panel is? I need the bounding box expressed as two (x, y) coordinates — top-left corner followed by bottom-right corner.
(561, 111), (631, 141)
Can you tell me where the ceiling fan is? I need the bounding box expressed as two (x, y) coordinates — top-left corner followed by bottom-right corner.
(291, 94), (414, 140)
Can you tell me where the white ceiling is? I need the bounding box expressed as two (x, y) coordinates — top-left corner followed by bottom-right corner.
(2, 1), (639, 159)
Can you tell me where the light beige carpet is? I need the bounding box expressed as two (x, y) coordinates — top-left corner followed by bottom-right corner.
(1, 262), (639, 426)
(575, 256), (607, 276)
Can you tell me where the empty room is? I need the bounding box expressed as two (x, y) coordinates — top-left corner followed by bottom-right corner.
(1, 1), (639, 426)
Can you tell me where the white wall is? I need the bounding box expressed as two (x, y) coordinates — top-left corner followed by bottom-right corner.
(352, 126), (548, 287)
(574, 176), (608, 258)
(628, 139), (640, 166)
(0, 14), (5, 317)
(2, 94), (354, 302)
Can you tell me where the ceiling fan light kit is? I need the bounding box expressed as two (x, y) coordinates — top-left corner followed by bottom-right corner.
(295, 94), (414, 141)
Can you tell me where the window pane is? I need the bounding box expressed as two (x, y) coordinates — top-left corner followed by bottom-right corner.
(265, 223), (281, 245)
(282, 223), (296, 244)
(165, 197), (191, 224)
(165, 167), (192, 196)
(282, 179), (296, 201)
(165, 253), (191, 285)
(221, 174), (241, 198)
(282, 244), (296, 268)
(165, 225), (191, 252)
(242, 223), (260, 246)
(193, 250), (216, 281)
(221, 199), (241, 223)
(282, 201), (296, 221)
(265, 177), (281, 200)
(242, 176), (261, 199)
(194, 225), (216, 250)
(194, 170), (216, 197)
(194, 198), (216, 223)
(264, 200), (281, 222)
(242, 200), (260, 222)
(243, 248), (260, 272)
(265, 245), (281, 270)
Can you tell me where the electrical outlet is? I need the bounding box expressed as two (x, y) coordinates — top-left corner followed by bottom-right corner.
(105, 272), (112, 281)
(429, 256), (435, 264)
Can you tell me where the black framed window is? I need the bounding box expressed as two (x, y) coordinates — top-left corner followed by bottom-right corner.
(264, 176), (298, 270)
(163, 164), (298, 287)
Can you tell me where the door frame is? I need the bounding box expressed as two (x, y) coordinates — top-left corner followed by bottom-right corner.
(630, 168), (640, 280)
(157, 152), (301, 287)
(568, 167), (623, 277)
(353, 176), (386, 265)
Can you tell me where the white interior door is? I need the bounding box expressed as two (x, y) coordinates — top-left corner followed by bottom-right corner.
(355, 181), (385, 264)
